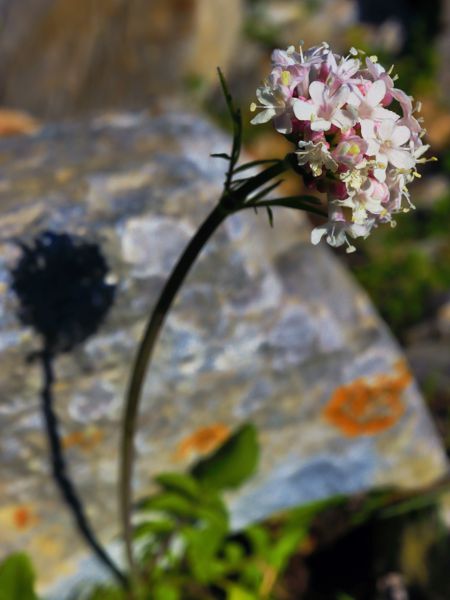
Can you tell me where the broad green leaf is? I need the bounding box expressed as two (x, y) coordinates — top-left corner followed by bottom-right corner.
(240, 561), (264, 590)
(268, 528), (307, 573)
(191, 424), (259, 491)
(0, 553), (39, 600)
(185, 538), (226, 583)
(154, 472), (201, 499)
(245, 525), (271, 555)
(227, 585), (258, 600)
(182, 508), (229, 583)
(138, 492), (197, 519)
(85, 585), (124, 600)
(153, 582), (180, 600)
(223, 541), (245, 566)
(196, 503), (229, 531)
(133, 518), (175, 540)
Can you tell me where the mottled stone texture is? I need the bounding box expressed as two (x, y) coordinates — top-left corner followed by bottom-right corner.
(0, 112), (446, 591)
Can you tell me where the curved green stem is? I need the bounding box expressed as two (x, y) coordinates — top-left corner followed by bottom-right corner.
(120, 202), (230, 571)
(119, 159), (291, 577)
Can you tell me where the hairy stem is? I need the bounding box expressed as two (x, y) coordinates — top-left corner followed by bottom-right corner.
(41, 350), (128, 587)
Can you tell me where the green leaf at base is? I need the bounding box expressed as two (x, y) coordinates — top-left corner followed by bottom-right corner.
(191, 424), (259, 491)
(0, 553), (39, 600)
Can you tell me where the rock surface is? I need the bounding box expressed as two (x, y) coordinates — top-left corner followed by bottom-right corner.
(0, 111), (447, 592)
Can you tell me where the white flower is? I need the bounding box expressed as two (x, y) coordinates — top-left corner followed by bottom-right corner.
(311, 221), (356, 253)
(271, 46), (299, 67)
(365, 57), (395, 97)
(347, 80), (399, 125)
(296, 140), (338, 176)
(338, 178), (390, 224)
(339, 164), (369, 191)
(250, 86), (286, 124)
(326, 52), (361, 89)
(361, 119), (415, 181)
(333, 136), (368, 167)
(250, 85), (293, 133)
(293, 81), (354, 132)
(250, 42), (430, 252)
(310, 205), (373, 253)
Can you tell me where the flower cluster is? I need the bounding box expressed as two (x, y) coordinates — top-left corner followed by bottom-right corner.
(250, 42), (432, 252)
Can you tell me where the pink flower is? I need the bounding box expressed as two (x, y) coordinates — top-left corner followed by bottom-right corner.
(296, 140), (338, 177)
(347, 80), (399, 125)
(333, 136), (368, 167)
(250, 43), (431, 251)
(326, 52), (361, 90)
(250, 83), (293, 134)
(365, 57), (395, 104)
(361, 120), (414, 180)
(293, 81), (354, 132)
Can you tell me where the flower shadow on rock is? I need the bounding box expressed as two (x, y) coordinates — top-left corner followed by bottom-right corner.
(11, 231), (116, 354)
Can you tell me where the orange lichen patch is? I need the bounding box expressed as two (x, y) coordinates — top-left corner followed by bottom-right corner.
(62, 427), (103, 451)
(0, 108), (39, 136)
(12, 505), (38, 530)
(174, 423), (231, 461)
(323, 361), (412, 437)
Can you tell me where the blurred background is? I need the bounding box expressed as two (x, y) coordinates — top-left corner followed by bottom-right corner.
(1, 0), (450, 598)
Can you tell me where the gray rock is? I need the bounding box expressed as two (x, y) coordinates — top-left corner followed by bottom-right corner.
(0, 110), (446, 593)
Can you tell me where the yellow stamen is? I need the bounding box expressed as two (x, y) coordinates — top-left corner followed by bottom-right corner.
(281, 70), (290, 86)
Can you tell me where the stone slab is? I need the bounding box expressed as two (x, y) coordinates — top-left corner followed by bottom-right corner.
(0, 111), (446, 592)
